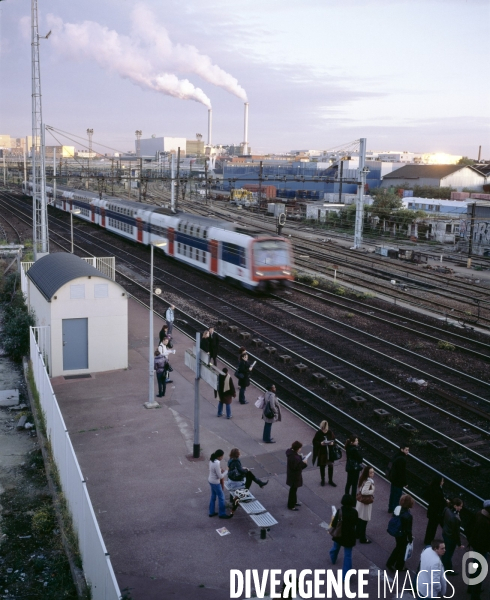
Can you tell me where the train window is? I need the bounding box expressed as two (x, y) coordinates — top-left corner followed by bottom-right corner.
(195, 227), (200, 237)
(203, 229), (207, 239)
(184, 224), (188, 234)
(196, 249), (200, 261)
(189, 226), (194, 236)
(202, 252), (206, 263)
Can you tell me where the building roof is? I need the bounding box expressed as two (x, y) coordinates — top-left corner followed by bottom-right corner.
(27, 252), (111, 302)
(382, 164), (484, 180)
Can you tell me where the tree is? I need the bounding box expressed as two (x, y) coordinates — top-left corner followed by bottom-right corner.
(457, 156), (476, 166)
(370, 188), (403, 220)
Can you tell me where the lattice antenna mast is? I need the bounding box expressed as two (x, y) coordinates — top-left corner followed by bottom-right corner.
(31, 0), (50, 258)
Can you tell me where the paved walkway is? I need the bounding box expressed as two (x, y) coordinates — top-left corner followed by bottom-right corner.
(51, 298), (479, 599)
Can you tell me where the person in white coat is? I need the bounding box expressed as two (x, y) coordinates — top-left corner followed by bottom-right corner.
(355, 466), (375, 543)
(417, 539), (447, 599)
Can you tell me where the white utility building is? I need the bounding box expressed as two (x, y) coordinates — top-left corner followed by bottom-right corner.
(26, 253), (128, 377)
(139, 136), (187, 158)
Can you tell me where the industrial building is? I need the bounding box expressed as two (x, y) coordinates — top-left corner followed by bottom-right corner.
(139, 136), (187, 158)
(381, 164), (487, 192)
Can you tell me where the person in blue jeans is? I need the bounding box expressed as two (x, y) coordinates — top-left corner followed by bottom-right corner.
(208, 449), (232, 519)
(330, 494), (358, 580)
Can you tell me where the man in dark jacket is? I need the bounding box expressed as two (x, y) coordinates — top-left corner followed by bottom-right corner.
(388, 445), (409, 513)
(441, 498), (464, 575)
(153, 350), (167, 398)
(286, 441), (308, 510)
(208, 326), (220, 367)
(467, 499), (490, 599)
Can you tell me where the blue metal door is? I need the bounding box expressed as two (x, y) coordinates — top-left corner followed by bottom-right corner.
(62, 318), (88, 371)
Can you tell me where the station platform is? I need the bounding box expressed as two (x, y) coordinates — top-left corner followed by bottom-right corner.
(51, 298), (480, 600)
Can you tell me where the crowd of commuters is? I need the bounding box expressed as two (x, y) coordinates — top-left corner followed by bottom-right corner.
(157, 313), (488, 598)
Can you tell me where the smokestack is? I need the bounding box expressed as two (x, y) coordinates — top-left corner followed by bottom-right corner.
(243, 102), (249, 150)
(208, 109), (212, 146)
(478, 145), (481, 162)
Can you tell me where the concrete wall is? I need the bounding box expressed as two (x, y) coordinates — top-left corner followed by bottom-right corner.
(28, 276), (128, 377)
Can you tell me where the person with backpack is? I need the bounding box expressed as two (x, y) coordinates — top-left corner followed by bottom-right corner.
(345, 435), (363, 498)
(153, 349), (167, 398)
(441, 498), (464, 575)
(227, 448), (268, 491)
(329, 494), (359, 580)
(386, 494), (414, 571)
(387, 444), (409, 513)
(262, 384), (280, 443)
(424, 475), (448, 546)
(286, 441), (308, 510)
(312, 420), (338, 487)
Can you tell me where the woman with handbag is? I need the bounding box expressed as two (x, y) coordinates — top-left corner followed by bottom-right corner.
(345, 435), (363, 497)
(355, 466), (375, 544)
(329, 494), (358, 580)
(262, 384), (280, 443)
(312, 420), (338, 487)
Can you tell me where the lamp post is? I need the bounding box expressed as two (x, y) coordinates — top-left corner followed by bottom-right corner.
(70, 208), (81, 253)
(145, 239), (167, 409)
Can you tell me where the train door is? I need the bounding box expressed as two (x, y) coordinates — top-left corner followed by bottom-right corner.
(63, 199), (66, 212)
(100, 207), (106, 228)
(167, 227), (175, 256)
(136, 218), (144, 242)
(91, 204), (95, 223)
(210, 239), (219, 274)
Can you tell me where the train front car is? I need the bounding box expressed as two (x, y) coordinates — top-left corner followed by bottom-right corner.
(250, 236), (294, 291)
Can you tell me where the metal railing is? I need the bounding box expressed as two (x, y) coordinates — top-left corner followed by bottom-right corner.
(29, 328), (121, 600)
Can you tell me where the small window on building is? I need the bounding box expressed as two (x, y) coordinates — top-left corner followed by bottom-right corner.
(445, 224), (452, 234)
(94, 283), (109, 298)
(70, 284), (85, 299)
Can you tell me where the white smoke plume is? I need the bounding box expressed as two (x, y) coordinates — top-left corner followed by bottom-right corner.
(46, 14), (212, 108)
(46, 5), (248, 107)
(131, 5), (248, 102)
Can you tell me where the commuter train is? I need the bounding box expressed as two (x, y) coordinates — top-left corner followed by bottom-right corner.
(22, 182), (294, 291)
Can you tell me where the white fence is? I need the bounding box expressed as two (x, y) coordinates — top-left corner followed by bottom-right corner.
(30, 328), (121, 600)
(21, 256), (115, 297)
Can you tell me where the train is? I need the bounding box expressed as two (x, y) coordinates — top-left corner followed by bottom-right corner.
(22, 182), (294, 291)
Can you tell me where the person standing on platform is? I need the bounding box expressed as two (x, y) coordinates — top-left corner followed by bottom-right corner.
(312, 420), (337, 487)
(153, 349), (167, 398)
(158, 323), (169, 344)
(388, 444), (409, 513)
(200, 329), (210, 355)
(208, 326), (220, 367)
(286, 441), (308, 510)
(441, 498), (464, 576)
(237, 351), (253, 405)
(329, 494), (358, 580)
(345, 435), (363, 498)
(424, 475), (448, 546)
(208, 449), (232, 519)
(417, 539), (447, 599)
(355, 466), (375, 544)
(262, 384), (280, 443)
(386, 494), (414, 572)
(217, 368), (236, 419)
(165, 304), (175, 335)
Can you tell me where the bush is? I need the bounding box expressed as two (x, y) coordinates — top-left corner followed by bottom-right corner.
(437, 340), (455, 351)
(1, 304), (36, 361)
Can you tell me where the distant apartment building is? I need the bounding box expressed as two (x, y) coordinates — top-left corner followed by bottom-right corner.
(185, 139), (205, 155)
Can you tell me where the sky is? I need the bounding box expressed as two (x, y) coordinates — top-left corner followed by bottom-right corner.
(1, 0), (489, 158)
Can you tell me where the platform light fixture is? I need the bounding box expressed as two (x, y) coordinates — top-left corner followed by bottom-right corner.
(70, 208), (81, 253)
(145, 239), (167, 409)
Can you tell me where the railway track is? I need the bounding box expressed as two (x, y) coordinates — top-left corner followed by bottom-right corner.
(1, 190), (489, 504)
